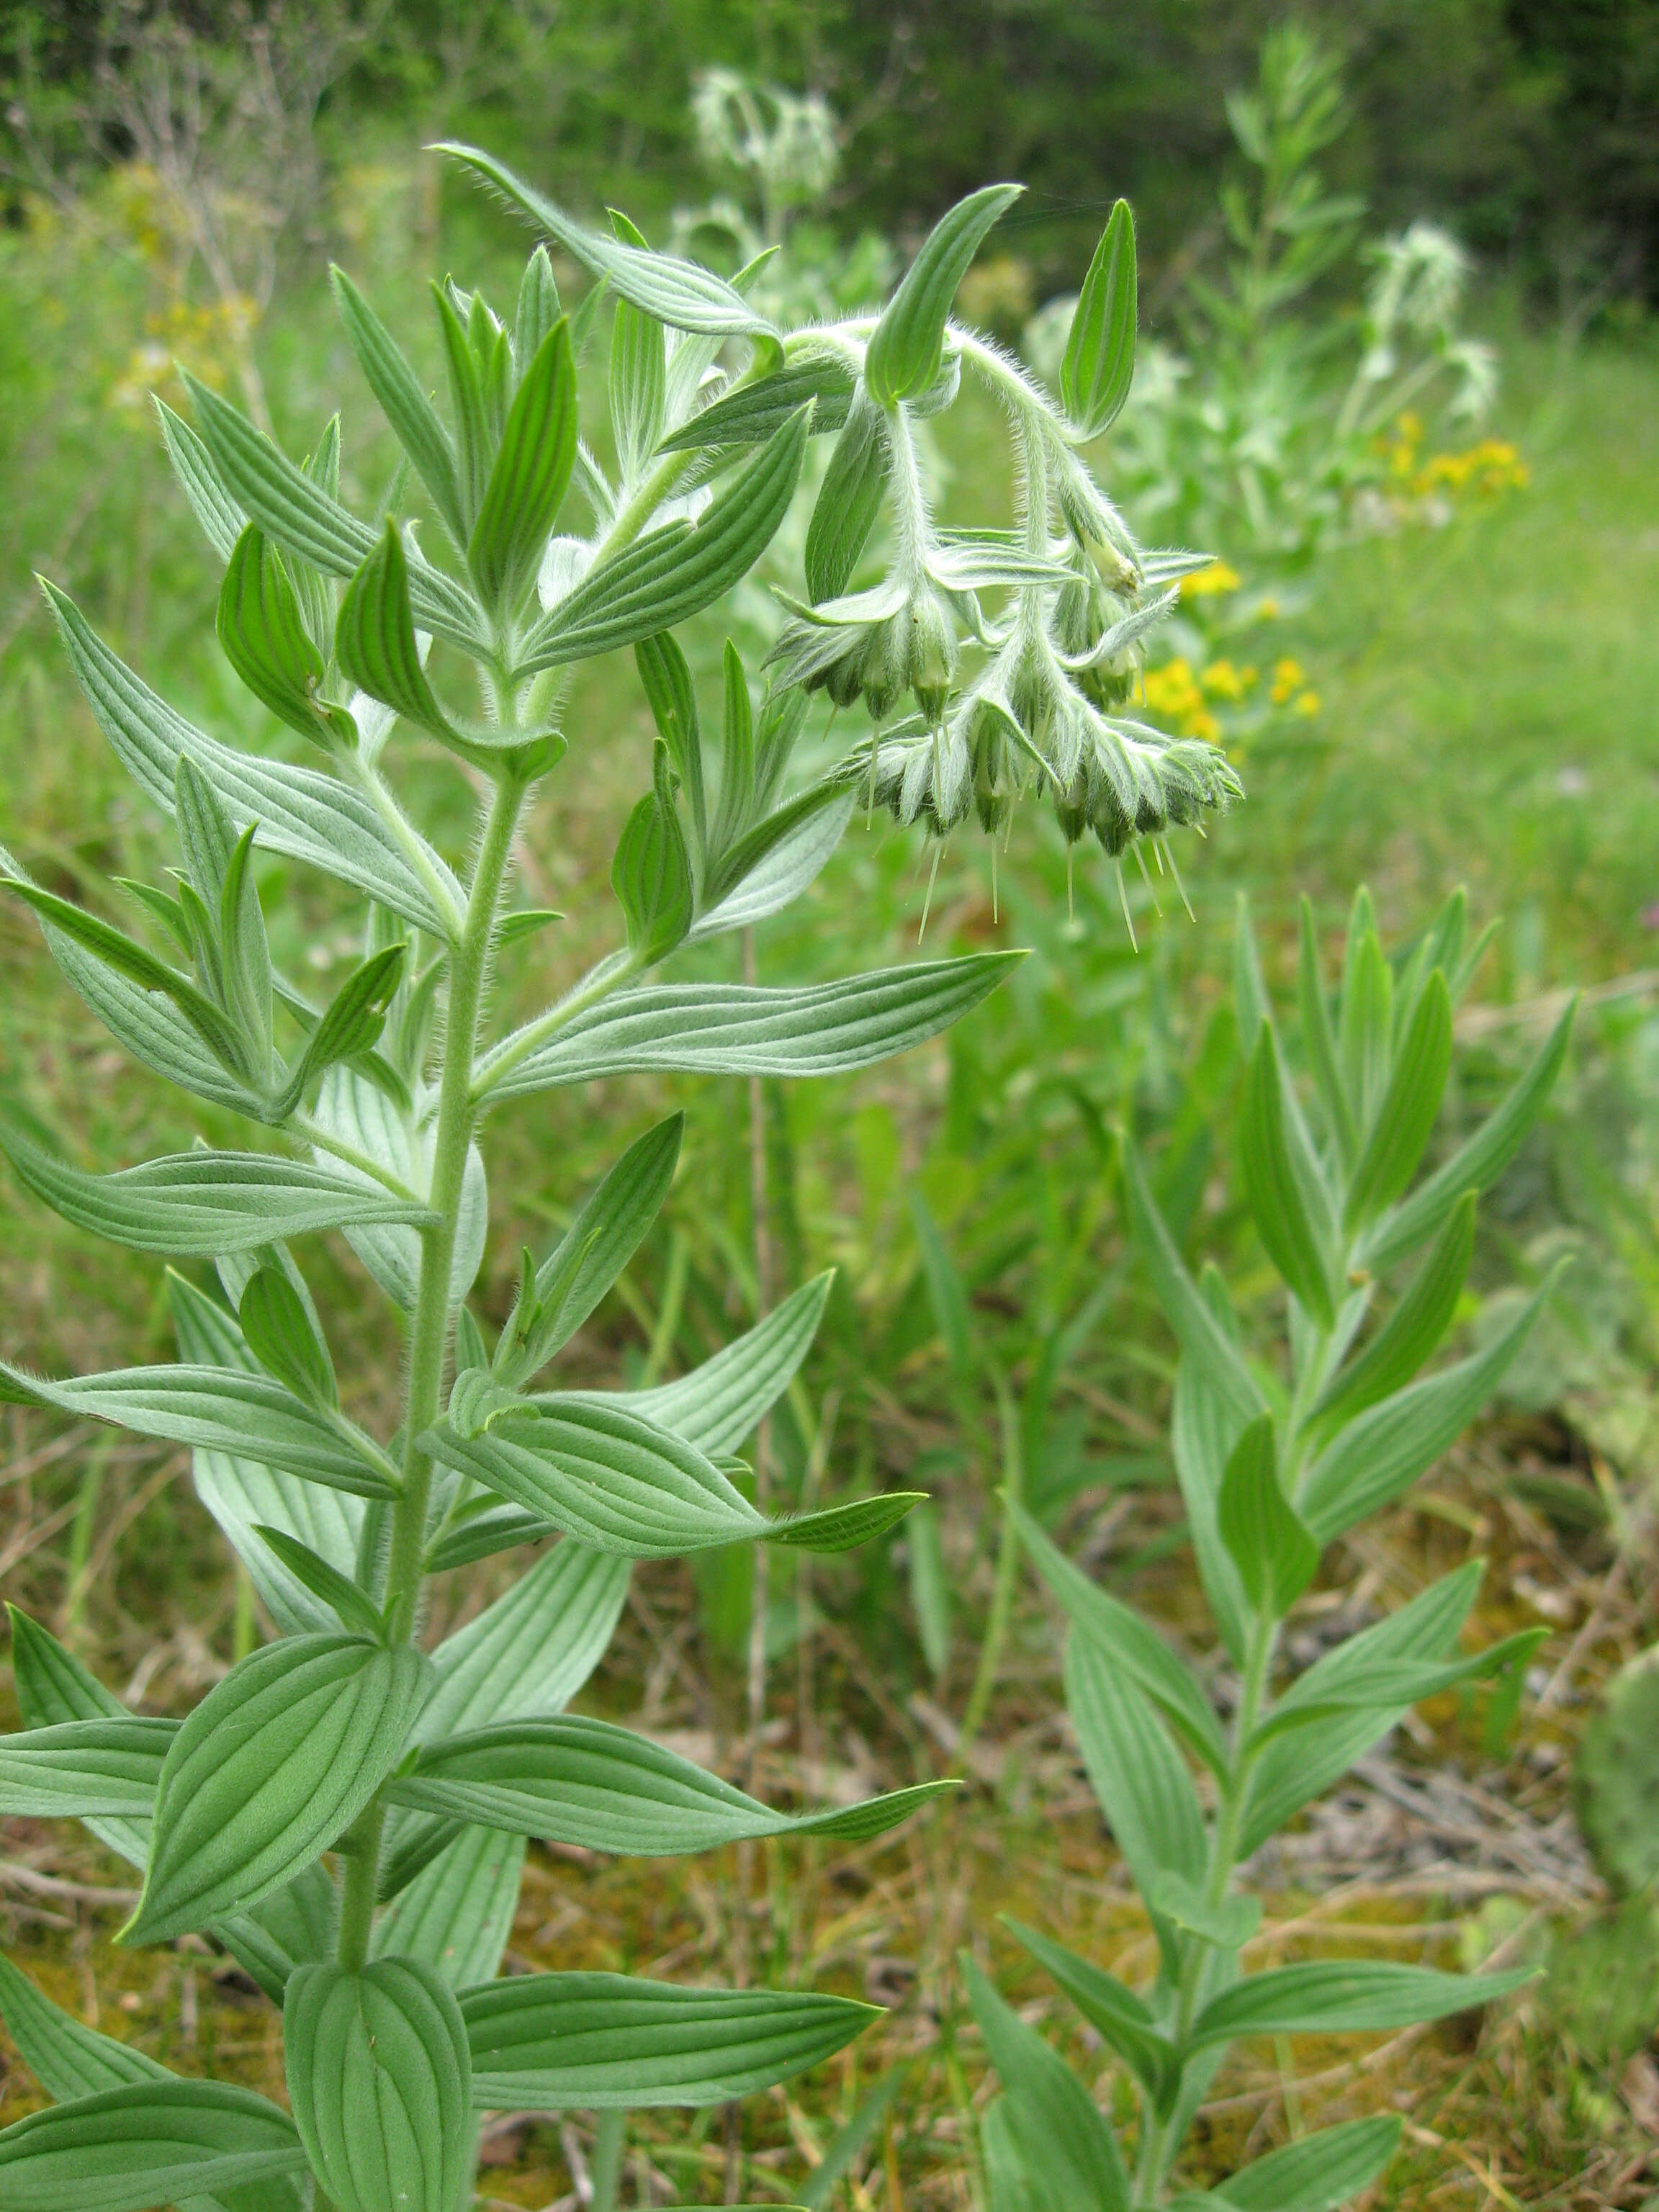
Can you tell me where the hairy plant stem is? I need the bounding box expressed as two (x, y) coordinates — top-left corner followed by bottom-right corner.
(1132, 1606), (1280, 2208)
(1135, 1292), (1336, 2208)
(333, 769), (525, 1972)
(469, 944), (637, 1101)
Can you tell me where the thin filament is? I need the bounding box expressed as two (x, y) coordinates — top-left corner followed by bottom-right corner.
(1164, 837), (1196, 922)
(919, 840), (945, 942)
(1115, 858), (1138, 952)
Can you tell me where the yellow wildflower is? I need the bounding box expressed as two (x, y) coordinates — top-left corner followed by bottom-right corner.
(1269, 657), (1304, 705)
(1294, 691), (1321, 716)
(1181, 561), (1241, 598)
(1202, 660), (1246, 701)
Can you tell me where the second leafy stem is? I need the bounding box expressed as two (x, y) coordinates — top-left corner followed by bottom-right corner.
(967, 889), (1573, 2210)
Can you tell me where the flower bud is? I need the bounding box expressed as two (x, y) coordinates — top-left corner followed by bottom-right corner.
(907, 591), (957, 722)
(1053, 765), (1091, 846)
(824, 648), (865, 711)
(1058, 475), (1139, 592)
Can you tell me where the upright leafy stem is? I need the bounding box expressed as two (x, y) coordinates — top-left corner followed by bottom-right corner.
(0, 154), (1258, 2208)
(974, 888), (1570, 2210)
(0, 176), (1119, 2208)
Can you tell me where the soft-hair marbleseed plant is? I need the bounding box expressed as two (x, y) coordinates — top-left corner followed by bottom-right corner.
(0, 159), (1229, 2211)
(968, 889), (1574, 2211)
(444, 148), (1242, 912)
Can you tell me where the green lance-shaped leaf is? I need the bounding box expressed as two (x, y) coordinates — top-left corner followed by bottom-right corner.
(0, 1355), (397, 1499)
(475, 950), (1022, 1100)
(1014, 1501), (1228, 1774)
(1171, 1349), (1251, 1665)
(1122, 1136), (1267, 1429)
(1237, 1562), (1483, 1853)
(1064, 1637), (1207, 1958)
(1146, 1868), (1260, 1951)
(183, 372), (485, 653)
(284, 1959), (472, 2212)
(217, 828), (276, 1079)
(421, 1541), (630, 1741)
(1000, 1919), (1179, 2111)
(238, 1266), (336, 1408)
(634, 634), (706, 852)
(1344, 968), (1452, 1230)
(432, 282), (493, 521)
(252, 1527), (383, 1639)
(156, 396), (247, 560)
(658, 354), (855, 453)
(169, 1270), (367, 1636)
(1312, 1190), (1476, 1431)
(123, 1635), (430, 1944)
(331, 266), (466, 543)
(598, 1271), (834, 1455)
(691, 781), (855, 940)
(1337, 921), (1393, 1131)
(426, 1395), (920, 1560)
(710, 637), (756, 858)
(217, 524), (352, 747)
(515, 245), (561, 369)
(1188, 1961), (1534, 2051)
(1061, 198), (1137, 437)
(865, 183), (1023, 407)
(1298, 896), (1357, 1169)
(6, 1607), (150, 1866)
(385, 1713), (952, 1851)
(766, 1493), (926, 1551)
(0, 869), (248, 1076)
(1360, 998), (1575, 1272)
(0, 1717), (176, 1819)
(494, 1112), (683, 1386)
(272, 941), (409, 1118)
(611, 739), (693, 966)
(215, 1862), (341, 2005)
(459, 1974), (876, 2108)
(0, 2080), (307, 2212)
(1299, 1272), (1557, 1541)
(436, 144), (782, 347)
(804, 397), (887, 604)
(470, 316), (577, 606)
(608, 233), (667, 482)
(962, 1955), (1131, 2212)
(372, 1825), (526, 1989)
(1217, 1414), (1319, 1617)
(1216, 2116), (1402, 2212)
(1249, 1626), (1545, 1755)
(521, 407), (808, 670)
(1241, 1020), (1338, 1326)
(0, 1123), (434, 1257)
(40, 587), (465, 940)
(0, 1954), (174, 2100)
(336, 519), (457, 742)
(427, 1398), (763, 1555)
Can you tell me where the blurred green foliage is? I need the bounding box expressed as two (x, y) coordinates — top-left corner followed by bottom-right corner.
(4, 0), (1659, 312)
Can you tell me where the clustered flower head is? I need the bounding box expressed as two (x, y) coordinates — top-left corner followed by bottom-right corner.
(757, 196), (1249, 933)
(845, 473), (1243, 882)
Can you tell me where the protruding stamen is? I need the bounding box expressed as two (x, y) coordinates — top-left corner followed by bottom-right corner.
(919, 840), (945, 943)
(1164, 837), (1196, 923)
(1115, 858), (1138, 953)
